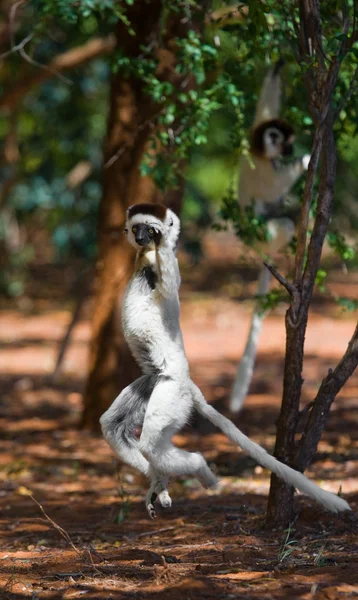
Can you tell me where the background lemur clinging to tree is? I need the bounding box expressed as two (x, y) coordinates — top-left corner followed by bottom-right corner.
(230, 60), (310, 413)
(100, 203), (349, 520)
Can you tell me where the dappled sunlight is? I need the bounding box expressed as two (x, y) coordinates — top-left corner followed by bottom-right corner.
(0, 267), (357, 598)
(1, 0), (358, 597)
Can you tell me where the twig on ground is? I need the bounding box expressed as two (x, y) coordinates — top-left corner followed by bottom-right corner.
(125, 525), (176, 541)
(55, 572), (84, 580)
(87, 548), (103, 576)
(89, 544), (106, 563)
(29, 494), (80, 555)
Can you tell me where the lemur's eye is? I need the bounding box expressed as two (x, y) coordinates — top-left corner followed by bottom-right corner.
(132, 226), (137, 234)
(169, 219), (173, 226)
(148, 228), (154, 235)
(124, 228), (128, 234)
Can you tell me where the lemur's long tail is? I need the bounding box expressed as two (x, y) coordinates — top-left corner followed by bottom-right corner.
(192, 385), (350, 514)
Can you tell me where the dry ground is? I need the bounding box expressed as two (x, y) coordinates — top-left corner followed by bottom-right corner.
(0, 251), (357, 599)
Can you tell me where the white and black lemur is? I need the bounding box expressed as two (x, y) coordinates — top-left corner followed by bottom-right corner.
(230, 60), (310, 413)
(100, 202), (350, 519)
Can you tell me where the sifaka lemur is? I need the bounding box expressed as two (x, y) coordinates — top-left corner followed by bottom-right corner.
(230, 60), (310, 413)
(100, 203), (350, 519)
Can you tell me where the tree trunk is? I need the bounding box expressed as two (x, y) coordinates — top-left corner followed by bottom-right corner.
(266, 320), (306, 524)
(81, 76), (160, 430)
(265, 0), (355, 525)
(82, 5), (163, 430)
(266, 113), (344, 526)
(81, 5), (187, 430)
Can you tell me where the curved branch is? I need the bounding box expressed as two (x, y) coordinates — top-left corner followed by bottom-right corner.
(296, 321), (358, 472)
(0, 35), (116, 112)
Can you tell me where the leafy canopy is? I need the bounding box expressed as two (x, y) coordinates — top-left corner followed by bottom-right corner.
(0, 0), (357, 297)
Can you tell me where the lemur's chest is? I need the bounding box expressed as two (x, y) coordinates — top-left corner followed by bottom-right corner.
(122, 265), (179, 339)
(239, 156), (281, 205)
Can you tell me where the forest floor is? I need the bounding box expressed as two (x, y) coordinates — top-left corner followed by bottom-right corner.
(0, 246), (357, 599)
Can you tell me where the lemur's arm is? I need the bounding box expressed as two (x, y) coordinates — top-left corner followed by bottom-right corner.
(270, 157), (308, 198)
(155, 211), (181, 299)
(156, 242), (180, 299)
(253, 59), (284, 128)
(262, 197), (300, 222)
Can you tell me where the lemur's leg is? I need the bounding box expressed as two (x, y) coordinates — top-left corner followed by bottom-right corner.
(139, 378), (217, 517)
(230, 266), (271, 413)
(100, 376), (153, 475)
(265, 217), (295, 253)
(100, 375), (172, 511)
(230, 213), (296, 413)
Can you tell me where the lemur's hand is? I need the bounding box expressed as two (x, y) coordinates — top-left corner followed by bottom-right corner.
(302, 154), (311, 170)
(165, 211), (180, 253)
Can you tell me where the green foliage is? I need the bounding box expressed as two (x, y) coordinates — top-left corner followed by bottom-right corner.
(0, 4), (109, 293)
(315, 268), (327, 293)
(327, 231), (357, 263)
(334, 296), (358, 312)
(277, 524), (297, 563)
(256, 287), (290, 314)
(0, 0), (357, 296)
(214, 186), (270, 246)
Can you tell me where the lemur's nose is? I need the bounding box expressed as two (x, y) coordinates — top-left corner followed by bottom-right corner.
(135, 232), (146, 245)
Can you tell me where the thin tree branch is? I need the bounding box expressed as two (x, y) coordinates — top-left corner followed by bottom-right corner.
(0, 35), (116, 112)
(9, 0), (25, 49)
(296, 321), (358, 471)
(302, 117), (336, 300)
(263, 262), (296, 296)
(293, 128), (323, 288)
(0, 31), (33, 60)
(51, 293), (86, 381)
(334, 63), (358, 119)
(18, 42), (73, 85)
(104, 109), (164, 168)
(206, 4), (248, 26)
(298, 400), (314, 419)
(5, 1), (70, 84)
(301, 0), (325, 71)
(353, 0), (357, 37)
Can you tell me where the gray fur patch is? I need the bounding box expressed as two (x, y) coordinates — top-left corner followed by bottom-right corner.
(105, 375), (157, 444)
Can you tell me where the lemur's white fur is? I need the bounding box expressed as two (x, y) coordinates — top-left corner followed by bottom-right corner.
(231, 62), (310, 413)
(100, 204), (350, 519)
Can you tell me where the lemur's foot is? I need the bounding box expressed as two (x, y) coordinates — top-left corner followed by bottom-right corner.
(145, 481), (172, 518)
(145, 488), (158, 519)
(156, 488), (172, 508)
(147, 501), (157, 519)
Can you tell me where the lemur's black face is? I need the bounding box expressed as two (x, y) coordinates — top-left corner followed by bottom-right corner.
(131, 223), (162, 247)
(251, 119), (295, 160)
(282, 141), (294, 157)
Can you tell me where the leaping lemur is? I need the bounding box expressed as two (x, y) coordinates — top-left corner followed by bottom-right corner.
(100, 203), (349, 519)
(230, 60), (310, 413)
